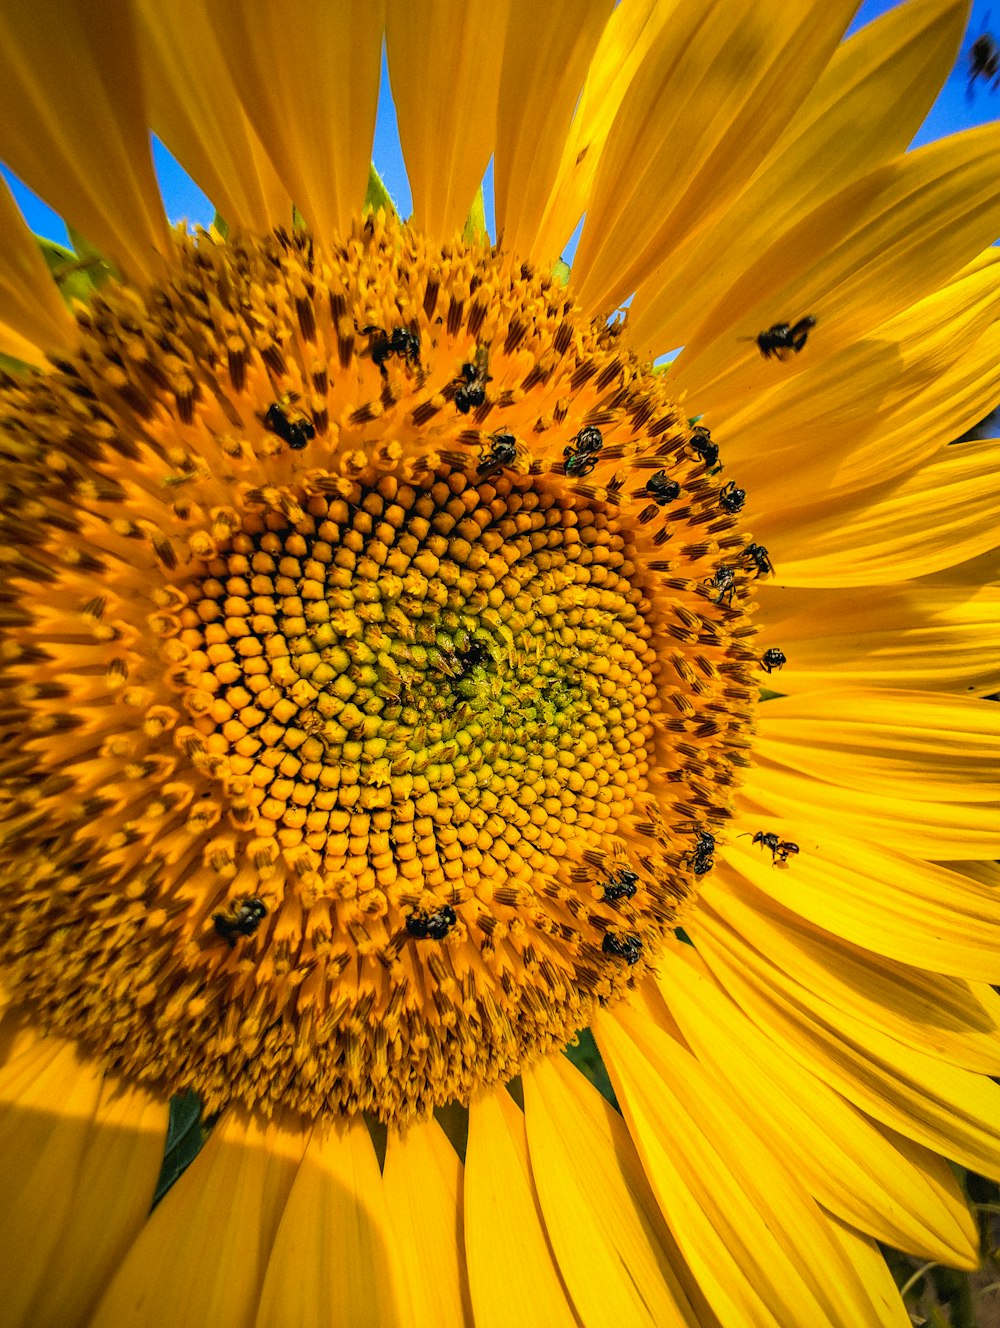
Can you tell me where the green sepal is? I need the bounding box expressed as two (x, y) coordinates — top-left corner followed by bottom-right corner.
(674, 926), (693, 946)
(462, 188), (488, 246)
(0, 351), (35, 377)
(212, 210), (230, 239)
(151, 1090), (207, 1210)
(551, 259), (571, 287)
(364, 164), (397, 220)
(67, 227), (117, 290)
(564, 1027), (619, 1110)
(37, 234), (114, 307)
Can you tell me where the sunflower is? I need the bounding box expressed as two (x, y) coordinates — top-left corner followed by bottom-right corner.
(1, 0), (999, 1324)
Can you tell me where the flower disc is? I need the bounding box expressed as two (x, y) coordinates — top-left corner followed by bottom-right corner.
(0, 215), (762, 1123)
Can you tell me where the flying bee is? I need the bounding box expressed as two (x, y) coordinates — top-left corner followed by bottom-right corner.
(359, 324), (420, 377)
(213, 897), (267, 947)
(454, 346), (492, 414)
(750, 316), (816, 361)
(743, 543), (774, 578)
(968, 30), (1000, 97)
(263, 395), (315, 450)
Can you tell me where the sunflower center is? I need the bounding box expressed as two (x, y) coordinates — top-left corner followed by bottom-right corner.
(0, 214), (760, 1123)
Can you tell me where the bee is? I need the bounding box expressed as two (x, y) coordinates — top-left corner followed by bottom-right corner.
(213, 897), (267, 947)
(968, 31), (1000, 97)
(751, 316), (816, 361)
(601, 868), (639, 903)
(760, 647), (786, 673)
(563, 425), (604, 478)
(359, 324), (420, 377)
(646, 471), (681, 505)
(688, 830), (715, 876)
(406, 904), (457, 940)
(689, 424), (719, 469)
(774, 840), (799, 864)
(601, 931), (643, 964)
(743, 543), (774, 577)
(477, 431), (518, 476)
(454, 346), (492, 414)
(719, 480), (746, 514)
(264, 396), (315, 450)
(706, 563), (738, 606)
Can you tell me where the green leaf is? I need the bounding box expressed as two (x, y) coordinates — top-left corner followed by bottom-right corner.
(364, 163), (398, 220)
(564, 1027), (619, 1110)
(551, 259), (571, 287)
(151, 1090), (206, 1210)
(212, 210), (230, 239)
(462, 188), (488, 246)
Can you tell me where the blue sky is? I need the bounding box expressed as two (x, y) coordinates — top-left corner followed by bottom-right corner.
(3, 1), (997, 249)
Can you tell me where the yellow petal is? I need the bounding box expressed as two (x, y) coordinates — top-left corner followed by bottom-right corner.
(383, 1117), (474, 1327)
(702, 873), (1000, 1073)
(754, 582), (1000, 696)
(749, 439), (999, 586)
(200, 0), (384, 238)
(0, 177), (76, 365)
(494, 0), (611, 260)
(825, 1216), (912, 1328)
(135, 0), (292, 235)
(26, 1076), (168, 1328)
(594, 1001), (888, 1328)
(386, 0), (509, 243)
(255, 1116), (403, 1327)
(724, 821), (1000, 983)
(754, 689), (1000, 803)
(656, 948), (979, 1266)
(90, 1109), (305, 1328)
(464, 1088), (579, 1328)
(691, 894), (1000, 1180)
(529, 0), (671, 267)
(0, 0), (170, 282)
(669, 123), (1000, 407)
(629, 0), (968, 356)
(678, 248), (1000, 509)
(572, 0), (858, 316)
(522, 1052), (706, 1327)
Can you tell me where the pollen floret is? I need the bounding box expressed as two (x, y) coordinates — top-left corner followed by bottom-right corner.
(0, 215), (759, 1123)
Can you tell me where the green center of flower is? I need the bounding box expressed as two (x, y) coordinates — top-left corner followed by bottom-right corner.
(0, 215), (761, 1123)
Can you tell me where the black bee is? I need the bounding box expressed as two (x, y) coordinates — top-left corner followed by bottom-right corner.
(743, 829), (781, 857)
(360, 324), (420, 377)
(563, 425), (604, 477)
(602, 868), (639, 903)
(706, 564), (738, 606)
(968, 32), (1000, 97)
(688, 830), (715, 876)
(213, 897), (267, 947)
(264, 400), (315, 450)
(406, 904), (457, 940)
(689, 425), (719, 469)
(602, 932), (643, 964)
(647, 471), (681, 505)
(774, 840), (799, 864)
(478, 431), (518, 476)
(760, 647), (786, 673)
(753, 316), (816, 360)
(454, 347), (492, 414)
(743, 543), (773, 577)
(719, 480), (746, 514)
